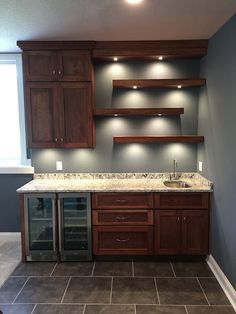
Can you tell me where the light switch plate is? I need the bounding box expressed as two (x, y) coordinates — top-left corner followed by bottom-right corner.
(56, 161), (63, 171)
(198, 161), (203, 172)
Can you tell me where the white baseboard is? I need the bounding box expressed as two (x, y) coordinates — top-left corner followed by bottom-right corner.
(207, 254), (236, 311)
(0, 232), (21, 242)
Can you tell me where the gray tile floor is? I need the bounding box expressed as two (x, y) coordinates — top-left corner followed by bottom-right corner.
(0, 261), (235, 314)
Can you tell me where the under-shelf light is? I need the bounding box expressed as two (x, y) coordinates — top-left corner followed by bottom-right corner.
(158, 56), (163, 60)
(177, 85), (182, 89)
(125, 0), (143, 4)
(133, 85), (138, 89)
(113, 57), (118, 62)
(157, 114), (162, 117)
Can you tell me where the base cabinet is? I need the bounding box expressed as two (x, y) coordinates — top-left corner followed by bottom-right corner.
(92, 192), (154, 255)
(155, 209), (209, 255)
(154, 192), (210, 255)
(22, 193), (92, 261)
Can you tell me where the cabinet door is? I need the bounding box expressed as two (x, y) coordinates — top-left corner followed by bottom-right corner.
(58, 82), (94, 148)
(58, 51), (92, 81)
(24, 194), (57, 261)
(58, 193), (92, 261)
(155, 210), (181, 255)
(23, 51), (57, 81)
(182, 210), (209, 255)
(25, 83), (59, 148)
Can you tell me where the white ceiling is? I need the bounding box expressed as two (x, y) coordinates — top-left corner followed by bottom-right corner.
(1, 0), (236, 52)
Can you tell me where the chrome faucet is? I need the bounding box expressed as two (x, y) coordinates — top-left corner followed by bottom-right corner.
(170, 159), (179, 180)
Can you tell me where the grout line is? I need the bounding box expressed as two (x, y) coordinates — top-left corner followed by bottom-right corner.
(132, 261), (135, 277)
(82, 304), (86, 314)
(110, 277), (113, 304)
(30, 303), (37, 314)
(50, 263), (58, 276)
(60, 276), (71, 304)
(12, 277), (30, 304)
(170, 262), (176, 278)
(91, 261), (96, 276)
(134, 304), (136, 314)
(185, 305), (189, 314)
(154, 278), (161, 304)
(197, 277), (210, 305)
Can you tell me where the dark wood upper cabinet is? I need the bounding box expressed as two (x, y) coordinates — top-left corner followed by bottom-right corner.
(59, 82), (93, 148)
(23, 50), (92, 82)
(26, 83), (58, 148)
(26, 82), (94, 148)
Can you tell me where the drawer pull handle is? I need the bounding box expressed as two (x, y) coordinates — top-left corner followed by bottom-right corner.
(116, 238), (130, 243)
(115, 216), (129, 221)
(115, 199), (128, 204)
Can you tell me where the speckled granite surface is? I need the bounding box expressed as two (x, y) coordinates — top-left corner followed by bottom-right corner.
(17, 173), (213, 193)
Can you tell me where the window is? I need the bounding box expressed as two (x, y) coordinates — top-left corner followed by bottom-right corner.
(0, 54), (29, 166)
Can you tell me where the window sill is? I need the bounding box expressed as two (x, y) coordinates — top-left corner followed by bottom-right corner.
(0, 166), (34, 174)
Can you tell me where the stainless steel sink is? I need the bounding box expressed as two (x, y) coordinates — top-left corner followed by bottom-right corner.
(163, 180), (191, 188)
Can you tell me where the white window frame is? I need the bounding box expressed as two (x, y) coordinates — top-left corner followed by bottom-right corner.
(0, 54), (34, 174)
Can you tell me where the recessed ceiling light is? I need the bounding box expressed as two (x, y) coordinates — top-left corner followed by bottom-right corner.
(113, 57), (118, 62)
(125, 0), (143, 4)
(133, 85), (137, 89)
(177, 85), (182, 89)
(158, 56), (163, 60)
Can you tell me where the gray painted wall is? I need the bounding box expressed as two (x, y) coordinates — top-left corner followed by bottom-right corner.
(0, 174), (33, 232)
(32, 60), (201, 173)
(198, 14), (236, 288)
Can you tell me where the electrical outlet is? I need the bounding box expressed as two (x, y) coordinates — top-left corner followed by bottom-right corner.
(198, 161), (203, 172)
(56, 161), (63, 171)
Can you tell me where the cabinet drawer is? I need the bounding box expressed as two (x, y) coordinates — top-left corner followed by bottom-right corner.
(92, 193), (153, 209)
(93, 226), (153, 255)
(155, 193), (209, 209)
(93, 209), (153, 225)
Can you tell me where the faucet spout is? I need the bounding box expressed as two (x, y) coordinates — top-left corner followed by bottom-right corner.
(170, 159), (179, 180)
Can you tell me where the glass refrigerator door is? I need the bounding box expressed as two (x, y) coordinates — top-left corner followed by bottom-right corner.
(25, 194), (57, 261)
(58, 193), (92, 261)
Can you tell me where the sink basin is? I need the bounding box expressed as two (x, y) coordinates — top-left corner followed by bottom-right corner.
(163, 180), (191, 188)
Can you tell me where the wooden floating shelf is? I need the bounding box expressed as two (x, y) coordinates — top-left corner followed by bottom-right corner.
(94, 108), (184, 116)
(113, 135), (204, 144)
(93, 40), (208, 60)
(113, 79), (206, 89)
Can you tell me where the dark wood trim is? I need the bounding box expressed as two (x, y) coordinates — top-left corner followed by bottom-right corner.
(17, 41), (95, 50)
(113, 135), (204, 143)
(17, 40), (208, 60)
(94, 108), (184, 116)
(113, 79), (206, 89)
(93, 40), (208, 59)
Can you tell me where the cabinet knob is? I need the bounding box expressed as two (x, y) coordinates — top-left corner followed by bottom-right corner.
(58, 70), (62, 75)
(52, 70), (56, 75)
(55, 138), (58, 142)
(60, 138), (64, 142)
(177, 217), (180, 221)
(183, 217), (186, 220)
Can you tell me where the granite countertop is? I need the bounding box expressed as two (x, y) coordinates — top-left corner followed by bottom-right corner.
(17, 173), (213, 193)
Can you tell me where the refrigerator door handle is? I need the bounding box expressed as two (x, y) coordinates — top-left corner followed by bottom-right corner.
(57, 199), (62, 252)
(52, 199), (57, 252)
